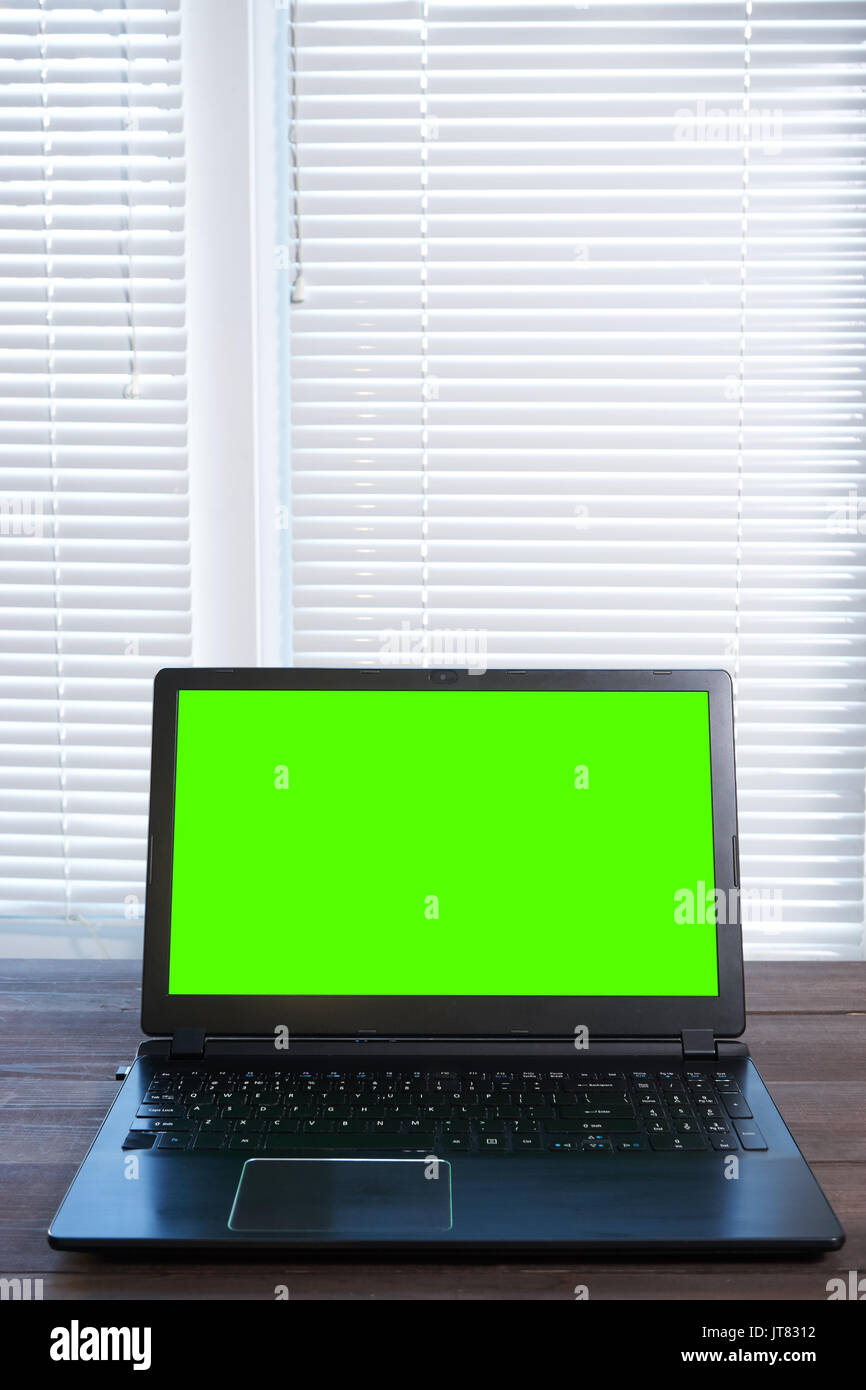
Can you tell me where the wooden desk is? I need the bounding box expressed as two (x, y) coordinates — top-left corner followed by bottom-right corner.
(1, 959), (862, 1299)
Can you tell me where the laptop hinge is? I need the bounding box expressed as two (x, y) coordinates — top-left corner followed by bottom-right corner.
(170, 1028), (206, 1059)
(681, 1029), (717, 1060)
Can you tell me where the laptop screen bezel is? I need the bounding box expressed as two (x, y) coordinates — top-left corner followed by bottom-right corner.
(141, 668), (745, 1039)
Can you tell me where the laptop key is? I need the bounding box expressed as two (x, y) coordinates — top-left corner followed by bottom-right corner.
(234, 1117), (266, 1134)
(122, 1131), (156, 1149)
(733, 1119), (767, 1150)
(639, 1103), (665, 1120)
(649, 1133), (679, 1152)
(690, 1090), (715, 1107)
(574, 1104), (636, 1119)
(264, 1133), (436, 1153)
(722, 1094), (753, 1119)
(155, 1132), (188, 1151)
(710, 1134), (738, 1151)
(130, 1117), (191, 1132)
(649, 1133), (708, 1152)
(512, 1135), (543, 1152)
(193, 1132), (226, 1150)
(228, 1135), (261, 1151)
(548, 1117), (638, 1134)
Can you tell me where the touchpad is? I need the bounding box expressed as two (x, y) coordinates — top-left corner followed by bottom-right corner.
(228, 1157), (453, 1234)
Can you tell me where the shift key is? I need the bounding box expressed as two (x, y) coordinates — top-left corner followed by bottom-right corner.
(548, 1118), (637, 1134)
(130, 1117), (191, 1132)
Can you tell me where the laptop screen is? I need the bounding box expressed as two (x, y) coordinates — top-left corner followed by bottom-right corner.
(166, 688), (719, 998)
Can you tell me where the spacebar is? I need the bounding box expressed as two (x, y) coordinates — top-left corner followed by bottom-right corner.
(264, 1133), (437, 1153)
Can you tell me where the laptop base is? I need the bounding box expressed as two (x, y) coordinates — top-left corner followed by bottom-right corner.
(48, 1047), (843, 1254)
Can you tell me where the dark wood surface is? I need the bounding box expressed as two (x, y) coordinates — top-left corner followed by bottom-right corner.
(0, 959), (862, 1300)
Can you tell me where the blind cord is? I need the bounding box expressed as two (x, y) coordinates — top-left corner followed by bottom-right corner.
(289, 0), (306, 303)
(121, 0), (140, 399)
(420, 3), (430, 660)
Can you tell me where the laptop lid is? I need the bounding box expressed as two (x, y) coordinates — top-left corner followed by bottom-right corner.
(141, 669), (745, 1039)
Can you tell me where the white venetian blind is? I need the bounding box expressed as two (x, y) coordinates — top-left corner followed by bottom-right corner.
(0, 0), (189, 952)
(282, 0), (866, 958)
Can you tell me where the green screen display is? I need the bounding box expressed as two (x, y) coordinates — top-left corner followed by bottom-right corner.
(168, 689), (718, 997)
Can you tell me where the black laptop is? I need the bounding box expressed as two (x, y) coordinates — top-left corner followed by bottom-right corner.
(48, 668), (843, 1252)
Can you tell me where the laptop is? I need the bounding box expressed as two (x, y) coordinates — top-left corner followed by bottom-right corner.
(48, 667), (844, 1252)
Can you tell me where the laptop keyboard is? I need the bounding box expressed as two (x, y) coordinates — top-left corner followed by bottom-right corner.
(122, 1066), (766, 1156)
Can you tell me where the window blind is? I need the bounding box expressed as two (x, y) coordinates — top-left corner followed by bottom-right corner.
(0, 0), (189, 953)
(281, 0), (866, 957)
